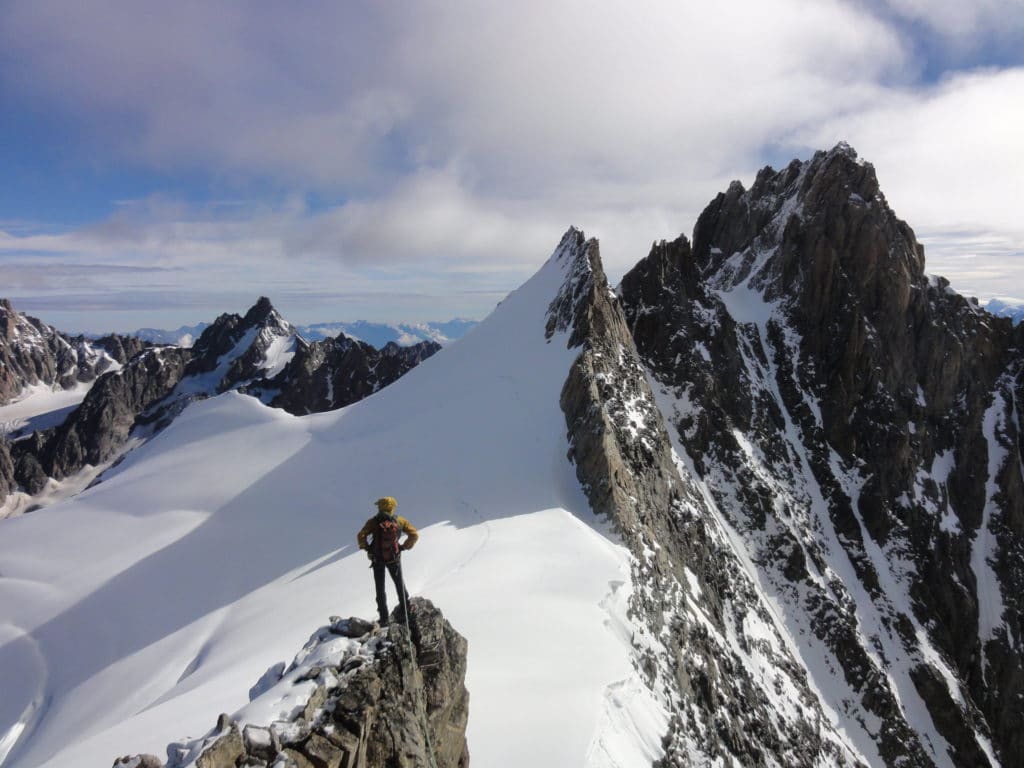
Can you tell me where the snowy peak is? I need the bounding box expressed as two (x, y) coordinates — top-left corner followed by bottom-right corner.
(244, 331), (440, 416)
(0, 229), (662, 767)
(184, 296), (297, 392)
(986, 299), (1024, 325)
(543, 226), (606, 347)
(241, 295), (282, 327)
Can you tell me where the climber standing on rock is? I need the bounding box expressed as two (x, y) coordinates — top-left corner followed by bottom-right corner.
(357, 496), (418, 626)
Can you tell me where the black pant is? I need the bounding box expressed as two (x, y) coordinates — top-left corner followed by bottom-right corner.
(373, 558), (410, 624)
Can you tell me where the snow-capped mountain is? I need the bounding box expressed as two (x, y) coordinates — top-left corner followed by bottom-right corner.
(126, 324), (210, 348)
(985, 298), (1024, 326)
(0, 234), (651, 768)
(1, 145), (1022, 768)
(0, 297), (438, 516)
(245, 334), (440, 416)
(295, 319), (477, 347)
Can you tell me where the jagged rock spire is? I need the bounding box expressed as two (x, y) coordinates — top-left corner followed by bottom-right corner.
(618, 145), (1024, 767)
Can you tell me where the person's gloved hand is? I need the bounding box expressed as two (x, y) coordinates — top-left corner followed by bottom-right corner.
(364, 548), (374, 561)
(399, 542), (410, 551)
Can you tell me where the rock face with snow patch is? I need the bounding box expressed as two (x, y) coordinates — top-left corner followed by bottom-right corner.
(115, 598), (469, 768)
(182, 297), (297, 392)
(615, 145), (1023, 766)
(0, 298), (151, 500)
(9, 346), (193, 493)
(0, 298), (146, 404)
(552, 226), (867, 766)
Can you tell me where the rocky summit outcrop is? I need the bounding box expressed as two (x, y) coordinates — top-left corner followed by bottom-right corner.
(609, 144), (1022, 766)
(113, 598), (469, 768)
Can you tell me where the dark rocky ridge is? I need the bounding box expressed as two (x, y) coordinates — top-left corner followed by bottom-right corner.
(550, 228), (866, 766)
(247, 335), (440, 416)
(114, 598), (469, 768)
(615, 145), (1023, 765)
(9, 346), (192, 494)
(0, 298), (152, 502)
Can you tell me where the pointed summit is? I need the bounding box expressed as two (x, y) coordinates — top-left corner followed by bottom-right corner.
(543, 226), (620, 349)
(243, 295), (276, 323)
(242, 296), (290, 332)
(692, 141), (926, 335)
(619, 146), (1024, 767)
(186, 297), (295, 386)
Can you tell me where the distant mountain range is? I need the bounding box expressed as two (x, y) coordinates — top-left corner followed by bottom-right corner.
(126, 318), (478, 348)
(985, 298), (1024, 325)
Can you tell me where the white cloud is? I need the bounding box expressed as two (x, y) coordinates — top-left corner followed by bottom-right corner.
(0, 0), (903, 190)
(0, 1), (1022, 322)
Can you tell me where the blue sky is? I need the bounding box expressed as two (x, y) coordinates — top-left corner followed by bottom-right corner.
(1, 0), (1022, 333)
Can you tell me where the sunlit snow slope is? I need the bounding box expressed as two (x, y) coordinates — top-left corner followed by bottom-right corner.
(0, 243), (663, 768)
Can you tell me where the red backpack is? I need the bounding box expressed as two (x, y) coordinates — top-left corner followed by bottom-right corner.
(375, 514), (401, 563)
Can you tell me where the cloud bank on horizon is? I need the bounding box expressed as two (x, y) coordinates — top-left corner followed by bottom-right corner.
(0, 0), (1021, 331)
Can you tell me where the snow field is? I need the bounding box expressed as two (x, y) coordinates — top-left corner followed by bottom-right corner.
(0, 381), (95, 440)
